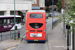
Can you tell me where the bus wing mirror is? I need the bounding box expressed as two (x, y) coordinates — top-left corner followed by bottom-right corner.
(46, 22), (47, 23)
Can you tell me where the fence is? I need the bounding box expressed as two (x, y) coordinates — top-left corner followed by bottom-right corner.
(53, 18), (61, 26)
(0, 31), (20, 41)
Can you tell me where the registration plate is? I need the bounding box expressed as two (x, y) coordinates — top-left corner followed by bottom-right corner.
(34, 39), (38, 41)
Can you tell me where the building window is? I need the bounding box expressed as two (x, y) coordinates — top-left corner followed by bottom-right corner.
(0, 11), (4, 15)
(32, 0), (37, 4)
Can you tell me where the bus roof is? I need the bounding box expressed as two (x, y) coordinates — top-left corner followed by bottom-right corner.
(27, 10), (45, 12)
(0, 15), (21, 18)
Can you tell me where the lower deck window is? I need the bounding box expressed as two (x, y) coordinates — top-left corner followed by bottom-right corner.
(0, 17), (21, 26)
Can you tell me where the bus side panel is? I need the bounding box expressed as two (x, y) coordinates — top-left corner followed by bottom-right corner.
(0, 25), (14, 32)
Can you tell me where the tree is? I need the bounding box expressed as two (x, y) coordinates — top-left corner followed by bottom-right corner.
(56, 0), (62, 11)
(65, 0), (75, 32)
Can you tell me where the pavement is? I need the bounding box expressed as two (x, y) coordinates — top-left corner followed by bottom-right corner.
(0, 39), (21, 50)
(47, 22), (67, 50)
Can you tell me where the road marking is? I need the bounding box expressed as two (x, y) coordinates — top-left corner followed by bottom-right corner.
(46, 26), (52, 50)
(20, 31), (26, 37)
(15, 39), (25, 50)
(46, 27), (51, 33)
(48, 43), (52, 50)
(45, 42), (48, 50)
(7, 47), (16, 50)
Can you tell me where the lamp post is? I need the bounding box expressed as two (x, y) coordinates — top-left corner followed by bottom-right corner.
(62, 0), (65, 34)
(52, 0), (54, 29)
(14, 0), (16, 40)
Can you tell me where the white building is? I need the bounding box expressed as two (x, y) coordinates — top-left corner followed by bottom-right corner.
(0, 0), (45, 19)
(0, 0), (32, 15)
(32, 0), (45, 10)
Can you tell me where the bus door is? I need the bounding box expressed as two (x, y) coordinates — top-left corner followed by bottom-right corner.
(0, 18), (3, 32)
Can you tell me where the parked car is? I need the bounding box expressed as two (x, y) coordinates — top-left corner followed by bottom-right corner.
(46, 15), (48, 19)
(48, 12), (52, 17)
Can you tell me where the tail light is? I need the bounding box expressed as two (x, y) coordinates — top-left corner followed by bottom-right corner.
(30, 30), (35, 32)
(44, 29), (46, 32)
(37, 30), (42, 32)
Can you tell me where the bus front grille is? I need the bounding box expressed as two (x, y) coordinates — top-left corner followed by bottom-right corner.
(30, 30), (35, 32)
(37, 30), (42, 32)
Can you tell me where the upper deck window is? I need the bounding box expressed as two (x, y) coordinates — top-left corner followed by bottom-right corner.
(30, 14), (43, 18)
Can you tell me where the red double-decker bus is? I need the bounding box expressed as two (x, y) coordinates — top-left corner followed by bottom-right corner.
(26, 10), (46, 42)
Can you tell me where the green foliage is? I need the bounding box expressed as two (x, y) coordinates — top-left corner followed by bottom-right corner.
(45, 8), (52, 12)
(56, 0), (62, 12)
(64, 0), (75, 33)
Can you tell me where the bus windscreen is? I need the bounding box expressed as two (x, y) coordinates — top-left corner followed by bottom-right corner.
(30, 14), (43, 18)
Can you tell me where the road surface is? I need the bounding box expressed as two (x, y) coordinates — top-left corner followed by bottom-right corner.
(11, 18), (60, 50)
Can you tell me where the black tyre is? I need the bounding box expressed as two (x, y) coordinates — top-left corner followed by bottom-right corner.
(15, 26), (17, 30)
